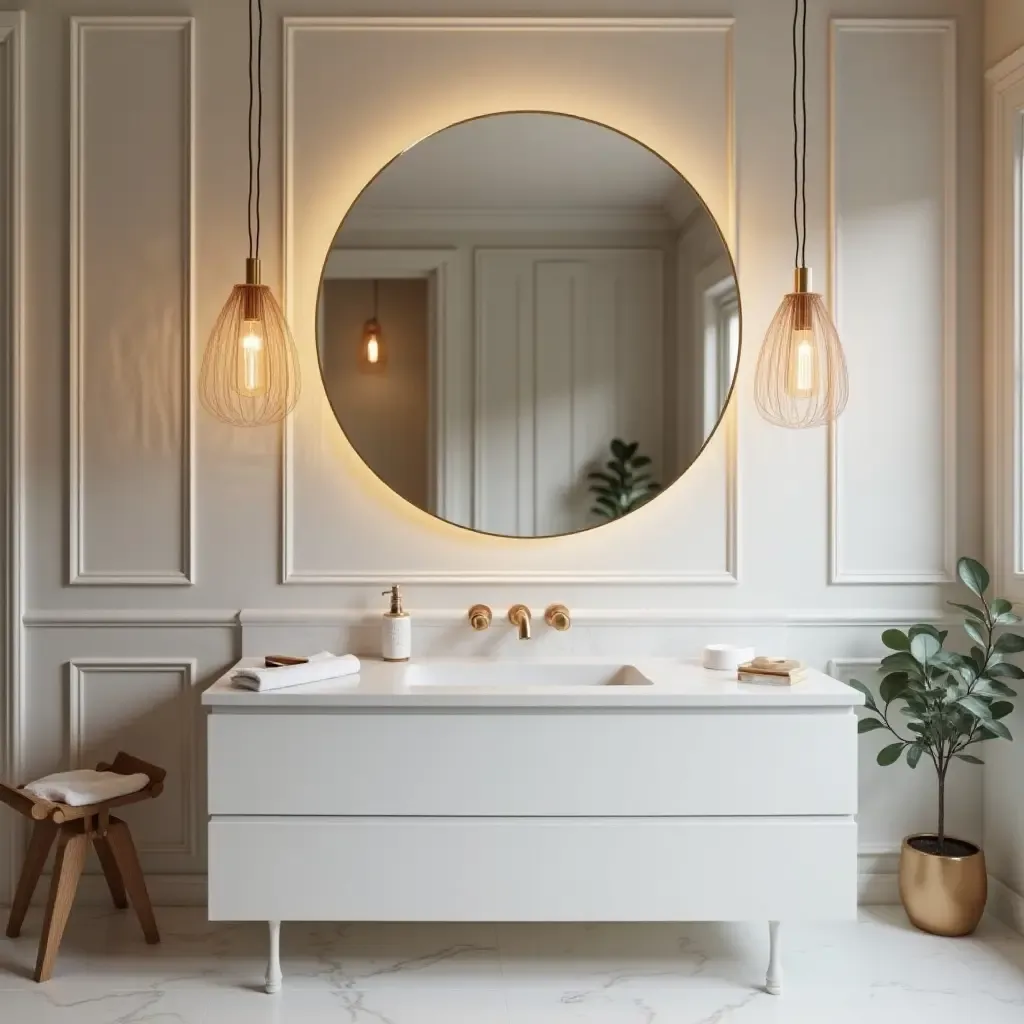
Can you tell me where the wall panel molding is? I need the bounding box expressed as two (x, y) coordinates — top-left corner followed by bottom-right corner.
(0, 8), (25, 908)
(281, 15), (739, 585)
(828, 19), (957, 585)
(68, 657), (197, 856)
(985, 44), (1024, 600)
(69, 16), (196, 586)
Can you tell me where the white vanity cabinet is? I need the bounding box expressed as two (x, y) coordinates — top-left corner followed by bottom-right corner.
(202, 659), (862, 994)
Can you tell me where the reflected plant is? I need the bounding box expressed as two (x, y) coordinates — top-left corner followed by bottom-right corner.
(850, 557), (1021, 854)
(588, 439), (661, 520)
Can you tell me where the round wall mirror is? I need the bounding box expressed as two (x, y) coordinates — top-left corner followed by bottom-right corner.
(316, 112), (739, 538)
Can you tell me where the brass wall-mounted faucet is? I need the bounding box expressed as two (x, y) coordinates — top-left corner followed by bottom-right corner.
(468, 604), (492, 631)
(508, 604), (532, 640)
(545, 604), (571, 631)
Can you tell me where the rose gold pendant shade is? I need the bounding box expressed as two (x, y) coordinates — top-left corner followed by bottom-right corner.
(754, 0), (849, 428)
(199, 259), (301, 427)
(754, 268), (848, 428)
(198, 0), (301, 427)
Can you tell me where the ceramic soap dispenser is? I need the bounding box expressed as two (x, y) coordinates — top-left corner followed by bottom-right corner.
(381, 585), (411, 662)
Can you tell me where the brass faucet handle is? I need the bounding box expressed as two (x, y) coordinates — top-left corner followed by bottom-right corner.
(468, 604), (492, 631)
(508, 604), (532, 640)
(545, 604), (571, 631)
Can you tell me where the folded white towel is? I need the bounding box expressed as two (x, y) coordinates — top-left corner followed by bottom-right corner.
(23, 769), (150, 807)
(231, 651), (361, 693)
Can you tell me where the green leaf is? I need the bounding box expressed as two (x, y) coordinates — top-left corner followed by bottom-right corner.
(846, 679), (877, 711)
(958, 695), (993, 720)
(997, 611), (1022, 625)
(958, 557), (990, 597)
(991, 598), (1014, 617)
(949, 601), (988, 621)
(974, 678), (1018, 698)
(956, 754), (985, 765)
(994, 632), (1024, 654)
(981, 718), (1013, 740)
(879, 672), (909, 703)
(990, 701), (1015, 720)
(963, 620), (986, 647)
(910, 632), (941, 664)
(858, 717), (886, 734)
(906, 743), (924, 768)
(877, 743), (906, 766)
(631, 455), (651, 468)
(881, 652), (923, 675)
(909, 624), (944, 642)
(989, 661), (1024, 679)
(881, 629), (910, 652)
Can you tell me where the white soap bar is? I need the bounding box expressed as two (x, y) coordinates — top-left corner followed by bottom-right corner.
(702, 644), (755, 671)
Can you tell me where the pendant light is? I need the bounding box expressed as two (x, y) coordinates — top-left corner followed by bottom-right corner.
(754, 0), (848, 428)
(360, 281), (387, 369)
(199, 0), (300, 427)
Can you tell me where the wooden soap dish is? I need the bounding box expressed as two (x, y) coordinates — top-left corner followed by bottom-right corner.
(264, 655), (309, 668)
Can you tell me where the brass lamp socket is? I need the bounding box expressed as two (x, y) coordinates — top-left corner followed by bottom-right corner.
(468, 604), (492, 631)
(792, 267), (813, 332)
(545, 604), (571, 631)
(242, 258), (262, 321)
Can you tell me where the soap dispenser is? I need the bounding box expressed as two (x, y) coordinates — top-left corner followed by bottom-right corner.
(381, 585), (411, 662)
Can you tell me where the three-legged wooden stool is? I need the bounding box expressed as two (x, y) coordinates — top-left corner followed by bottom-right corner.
(0, 752), (165, 981)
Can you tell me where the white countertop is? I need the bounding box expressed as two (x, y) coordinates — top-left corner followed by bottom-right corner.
(201, 657), (864, 709)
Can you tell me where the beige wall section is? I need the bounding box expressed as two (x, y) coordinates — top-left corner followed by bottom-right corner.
(986, 0), (1024, 66)
(321, 278), (430, 512)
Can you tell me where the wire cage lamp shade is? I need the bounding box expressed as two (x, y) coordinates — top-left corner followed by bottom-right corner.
(199, 259), (301, 427)
(754, 269), (848, 429)
(753, 0), (849, 428)
(198, 0), (301, 427)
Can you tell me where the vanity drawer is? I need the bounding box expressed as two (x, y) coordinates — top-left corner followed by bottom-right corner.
(208, 710), (857, 817)
(209, 816), (858, 921)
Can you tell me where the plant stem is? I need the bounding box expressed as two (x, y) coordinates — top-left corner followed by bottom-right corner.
(937, 763), (946, 853)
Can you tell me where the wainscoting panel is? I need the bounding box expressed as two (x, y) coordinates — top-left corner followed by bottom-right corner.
(68, 658), (197, 856)
(0, 9), (24, 910)
(829, 20), (957, 584)
(69, 17), (195, 585)
(282, 17), (738, 583)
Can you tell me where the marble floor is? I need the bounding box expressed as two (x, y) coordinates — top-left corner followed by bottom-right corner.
(0, 905), (1022, 1022)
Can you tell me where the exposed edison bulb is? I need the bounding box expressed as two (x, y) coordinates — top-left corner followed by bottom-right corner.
(361, 317), (385, 369)
(788, 328), (816, 397)
(238, 319), (267, 396)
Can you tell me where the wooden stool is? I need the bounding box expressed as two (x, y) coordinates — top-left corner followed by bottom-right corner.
(0, 751), (165, 981)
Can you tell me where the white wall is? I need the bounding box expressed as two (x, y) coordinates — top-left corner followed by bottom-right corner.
(0, 0), (984, 907)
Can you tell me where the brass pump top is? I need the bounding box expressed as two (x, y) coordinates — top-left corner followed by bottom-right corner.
(382, 585), (406, 616)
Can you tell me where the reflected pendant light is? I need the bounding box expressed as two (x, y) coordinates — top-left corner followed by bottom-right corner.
(754, 0), (848, 428)
(360, 281), (387, 369)
(199, 0), (300, 426)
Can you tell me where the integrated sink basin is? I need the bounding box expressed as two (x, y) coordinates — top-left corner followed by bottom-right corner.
(404, 662), (653, 689)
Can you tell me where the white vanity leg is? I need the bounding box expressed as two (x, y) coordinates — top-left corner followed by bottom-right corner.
(265, 920), (282, 994)
(765, 920), (782, 995)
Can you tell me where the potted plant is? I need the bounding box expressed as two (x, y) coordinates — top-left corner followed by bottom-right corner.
(588, 439), (661, 521)
(850, 557), (1021, 936)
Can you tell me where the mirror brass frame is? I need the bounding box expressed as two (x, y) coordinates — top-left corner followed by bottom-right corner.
(315, 109), (742, 541)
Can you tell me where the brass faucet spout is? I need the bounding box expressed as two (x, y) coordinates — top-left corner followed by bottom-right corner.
(508, 604), (532, 640)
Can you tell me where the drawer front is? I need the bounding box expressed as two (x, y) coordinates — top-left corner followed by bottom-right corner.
(208, 710), (856, 817)
(209, 816), (858, 922)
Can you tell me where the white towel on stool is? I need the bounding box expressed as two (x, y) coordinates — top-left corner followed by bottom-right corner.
(23, 769), (149, 807)
(231, 651), (361, 693)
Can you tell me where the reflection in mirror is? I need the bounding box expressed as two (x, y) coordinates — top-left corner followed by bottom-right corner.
(317, 112), (739, 538)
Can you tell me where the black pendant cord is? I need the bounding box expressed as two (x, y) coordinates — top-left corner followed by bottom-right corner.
(792, 0), (800, 270)
(246, 0), (264, 262)
(792, 0), (809, 271)
(255, 0), (263, 262)
(246, 0), (254, 261)
(372, 279), (379, 319)
(800, 0), (808, 270)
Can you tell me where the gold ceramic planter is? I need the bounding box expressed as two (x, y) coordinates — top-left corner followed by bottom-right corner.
(898, 835), (987, 936)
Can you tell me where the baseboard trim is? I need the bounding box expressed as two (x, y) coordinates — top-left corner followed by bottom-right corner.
(988, 876), (1024, 935)
(6, 859), (898, 911)
(25, 872), (207, 908)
